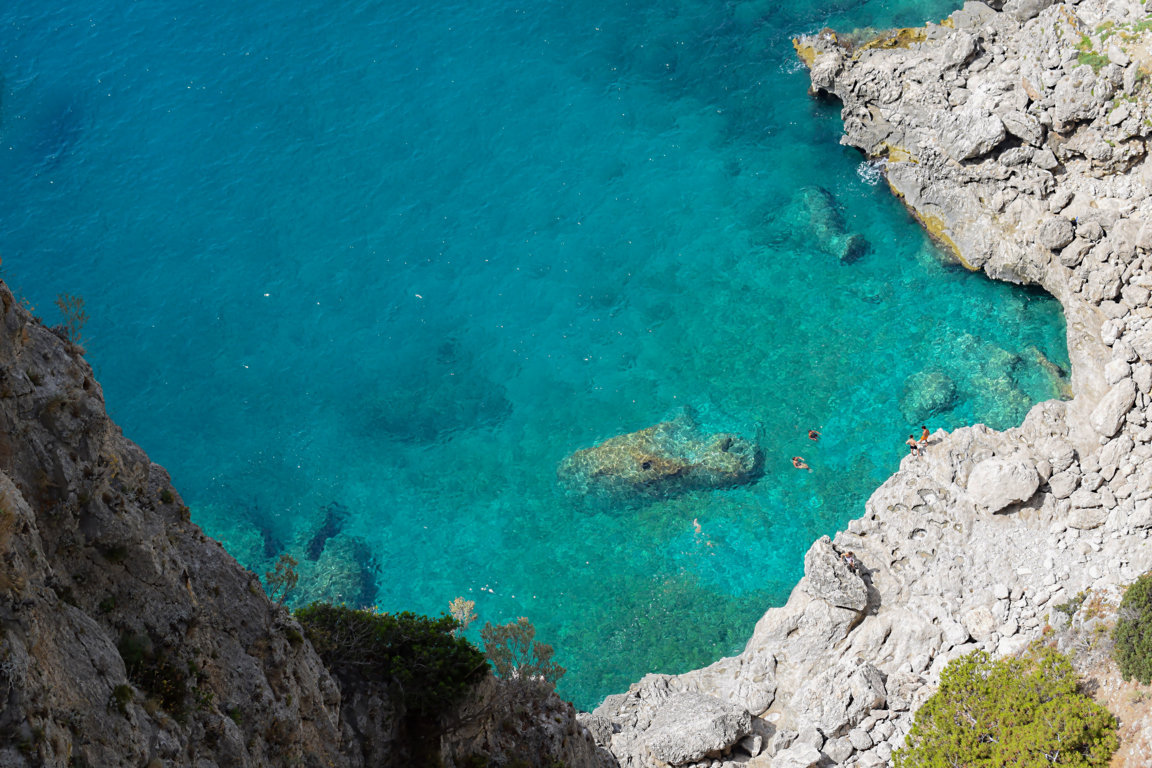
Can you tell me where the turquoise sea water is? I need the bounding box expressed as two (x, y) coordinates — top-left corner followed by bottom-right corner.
(1, 0), (1069, 708)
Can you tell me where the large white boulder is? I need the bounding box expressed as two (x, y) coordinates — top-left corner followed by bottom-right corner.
(802, 535), (868, 611)
(1090, 379), (1137, 437)
(641, 692), (751, 765)
(966, 455), (1041, 512)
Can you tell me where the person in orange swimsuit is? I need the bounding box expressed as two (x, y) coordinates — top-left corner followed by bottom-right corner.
(920, 425), (930, 445)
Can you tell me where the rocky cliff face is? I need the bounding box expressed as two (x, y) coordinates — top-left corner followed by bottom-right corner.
(0, 284), (348, 766)
(0, 282), (611, 768)
(580, 1), (1152, 766)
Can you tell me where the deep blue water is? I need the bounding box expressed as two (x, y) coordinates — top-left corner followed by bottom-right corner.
(1, 0), (1068, 708)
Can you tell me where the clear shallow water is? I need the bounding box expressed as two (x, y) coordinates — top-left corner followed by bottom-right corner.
(1, 0), (1068, 708)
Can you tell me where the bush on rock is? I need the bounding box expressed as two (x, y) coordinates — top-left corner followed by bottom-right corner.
(1114, 571), (1152, 684)
(294, 602), (488, 716)
(894, 648), (1117, 768)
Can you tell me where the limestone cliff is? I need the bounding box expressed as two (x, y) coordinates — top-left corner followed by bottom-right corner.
(0, 281), (611, 768)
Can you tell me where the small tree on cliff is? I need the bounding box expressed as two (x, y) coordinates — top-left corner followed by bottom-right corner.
(894, 647), (1117, 768)
(481, 617), (565, 691)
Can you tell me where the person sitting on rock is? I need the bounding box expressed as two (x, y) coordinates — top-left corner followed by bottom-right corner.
(792, 456), (810, 471)
(842, 551), (860, 573)
(906, 434), (920, 457)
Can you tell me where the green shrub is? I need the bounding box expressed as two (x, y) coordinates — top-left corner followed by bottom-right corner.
(1114, 572), (1152, 683)
(294, 602), (487, 716)
(894, 648), (1117, 768)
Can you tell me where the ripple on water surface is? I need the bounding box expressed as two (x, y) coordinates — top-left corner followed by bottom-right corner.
(1, 0), (1067, 707)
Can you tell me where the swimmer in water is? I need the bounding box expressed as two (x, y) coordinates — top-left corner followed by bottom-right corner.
(792, 456), (810, 471)
(808, 429), (820, 441)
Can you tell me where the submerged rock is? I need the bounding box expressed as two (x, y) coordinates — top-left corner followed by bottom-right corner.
(899, 367), (957, 423)
(364, 337), (512, 443)
(557, 410), (762, 501)
(795, 186), (871, 263)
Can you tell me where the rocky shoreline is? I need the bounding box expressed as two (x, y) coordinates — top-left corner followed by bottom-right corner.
(4, 1), (1152, 766)
(578, 0), (1152, 766)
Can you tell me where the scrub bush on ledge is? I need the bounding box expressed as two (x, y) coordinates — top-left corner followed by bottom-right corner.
(293, 602), (488, 716)
(894, 647), (1117, 768)
(481, 616), (566, 691)
(1113, 571), (1152, 684)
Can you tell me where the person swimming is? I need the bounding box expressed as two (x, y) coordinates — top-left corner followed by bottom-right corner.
(808, 429), (820, 441)
(792, 456), (810, 470)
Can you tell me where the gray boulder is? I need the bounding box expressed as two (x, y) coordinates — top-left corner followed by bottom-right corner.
(1066, 503), (1109, 530)
(1089, 378), (1137, 437)
(936, 110), (1006, 162)
(803, 535), (868, 611)
(1038, 217), (1075, 250)
(791, 661), (886, 738)
(1003, 0), (1055, 20)
(1054, 65), (1113, 130)
(771, 743), (824, 768)
(1000, 111), (1044, 146)
(966, 455), (1041, 512)
(641, 692), (751, 765)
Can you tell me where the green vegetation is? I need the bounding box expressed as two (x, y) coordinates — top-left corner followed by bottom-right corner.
(294, 602), (487, 716)
(1075, 34), (1111, 73)
(1114, 572), (1152, 684)
(1054, 590), (1088, 618)
(109, 683), (134, 715)
(894, 648), (1117, 768)
(481, 617), (565, 691)
(117, 631), (190, 721)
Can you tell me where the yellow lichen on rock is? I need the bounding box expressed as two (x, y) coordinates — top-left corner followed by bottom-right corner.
(793, 38), (818, 68)
(917, 212), (977, 271)
(855, 27), (928, 56)
(881, 143), (918, 164)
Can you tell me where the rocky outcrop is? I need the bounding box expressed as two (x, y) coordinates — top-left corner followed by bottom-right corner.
(587, 675), (755, 767)
(558, 410), (762, 502)
(802, 536), (868, 612)
(0, 280), (612, 768)
(0, 284), (346, 767)
(584, 2), (1152, 767)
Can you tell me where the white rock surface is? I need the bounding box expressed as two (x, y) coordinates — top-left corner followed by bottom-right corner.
(967, 456), (1041, 512)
